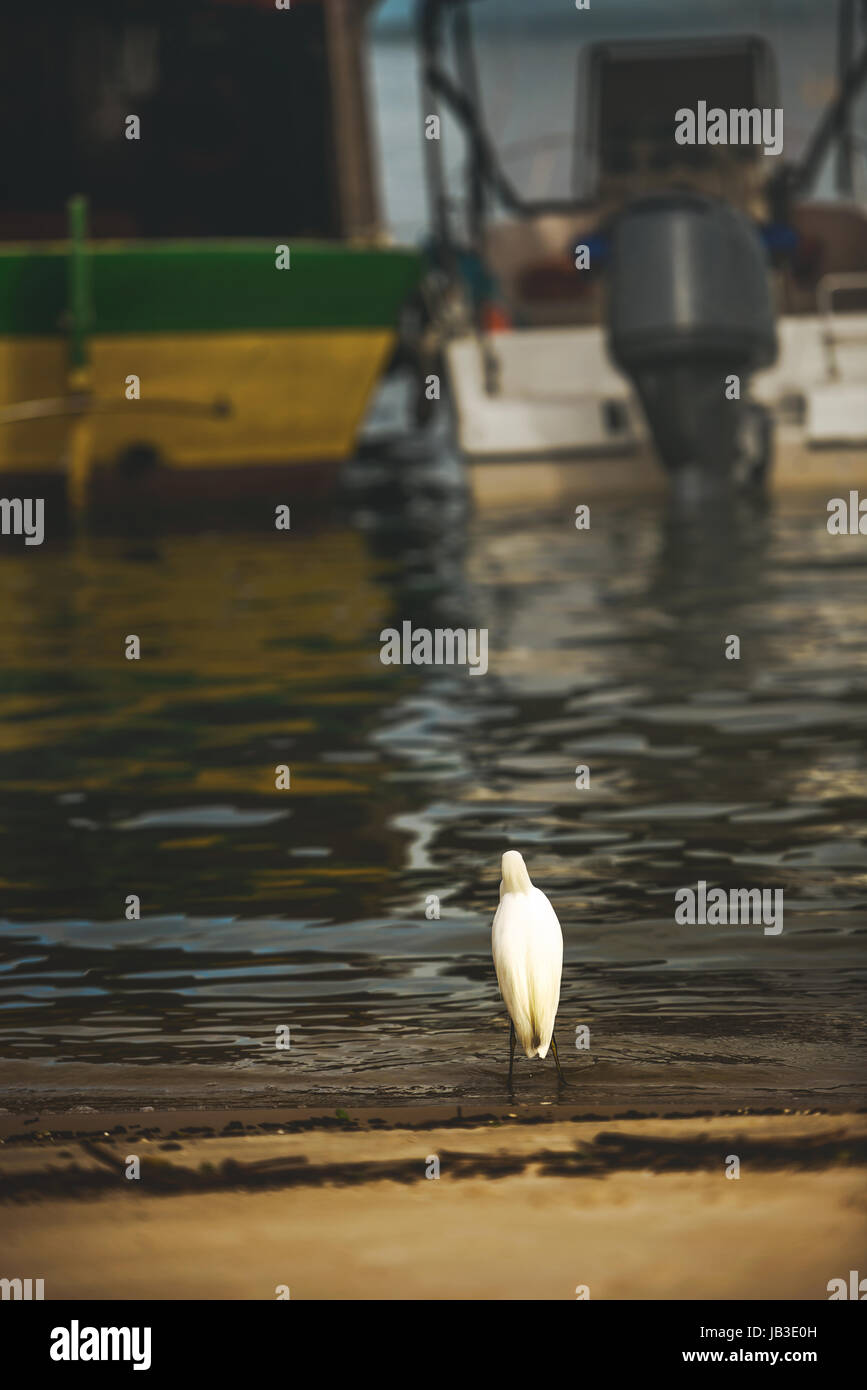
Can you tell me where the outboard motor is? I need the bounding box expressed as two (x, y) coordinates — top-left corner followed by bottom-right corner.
(607, 192), (778, 491)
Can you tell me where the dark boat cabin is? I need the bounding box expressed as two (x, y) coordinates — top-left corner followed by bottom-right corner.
(0, 0), (380, 241)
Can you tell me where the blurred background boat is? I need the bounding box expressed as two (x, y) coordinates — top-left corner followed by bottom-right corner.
(0, 0), (421, 515)
(414, 0), (867, 504)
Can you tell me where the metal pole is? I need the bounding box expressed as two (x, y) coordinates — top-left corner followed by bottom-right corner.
(65, 194), (94, 516)
(835, 0), (857, 195)
(453, 0), (486, 248)
(66, 194), (92, 374)
(418, 0), (452, 253)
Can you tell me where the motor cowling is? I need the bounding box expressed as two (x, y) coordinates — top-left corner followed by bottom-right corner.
(606, 192), (778, 486)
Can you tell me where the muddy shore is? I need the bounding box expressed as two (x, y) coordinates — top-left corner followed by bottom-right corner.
(3, 1106), (865, 1299)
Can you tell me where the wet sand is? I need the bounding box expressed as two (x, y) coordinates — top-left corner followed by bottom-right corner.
(3, 1107), (865, 1299)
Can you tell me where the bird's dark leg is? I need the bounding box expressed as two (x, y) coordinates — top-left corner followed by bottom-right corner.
(550, 1030), (568, 1088)
(507, 1020), (516, 1089)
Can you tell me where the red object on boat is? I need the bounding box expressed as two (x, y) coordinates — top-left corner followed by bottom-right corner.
(481, 302), (512, 333)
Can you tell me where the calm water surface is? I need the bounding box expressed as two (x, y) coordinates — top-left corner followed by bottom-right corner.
(1, 458), (866, 1111)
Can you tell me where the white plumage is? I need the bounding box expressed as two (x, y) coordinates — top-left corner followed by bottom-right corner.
(491, 850), (563, 1060)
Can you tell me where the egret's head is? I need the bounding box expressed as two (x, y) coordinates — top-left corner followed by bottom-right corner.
(500, 849), (533, 896)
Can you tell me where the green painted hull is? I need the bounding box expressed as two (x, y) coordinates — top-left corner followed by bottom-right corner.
(0, 240), (422, 335)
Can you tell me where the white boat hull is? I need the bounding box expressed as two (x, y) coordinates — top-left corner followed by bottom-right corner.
(445, 317), (867, 502)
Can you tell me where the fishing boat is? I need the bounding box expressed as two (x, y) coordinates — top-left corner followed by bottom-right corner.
(418, 0), (867, 505)
(0, 0), (421, 513)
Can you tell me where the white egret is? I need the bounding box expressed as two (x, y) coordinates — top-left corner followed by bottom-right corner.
(491, 850), (566, 1087)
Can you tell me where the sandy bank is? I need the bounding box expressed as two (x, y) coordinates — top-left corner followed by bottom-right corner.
(2, 1109), (865, 1299)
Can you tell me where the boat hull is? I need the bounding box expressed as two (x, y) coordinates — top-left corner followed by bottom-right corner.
(0, 328), (394, 473)
(468, 437), (867, 511)
(0, 240), (421, 484)
(446, 318), (867, 503)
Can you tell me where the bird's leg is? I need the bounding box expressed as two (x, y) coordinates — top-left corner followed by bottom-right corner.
(507, 1020), (516, 1090)
(550, 1031), (568, 1088)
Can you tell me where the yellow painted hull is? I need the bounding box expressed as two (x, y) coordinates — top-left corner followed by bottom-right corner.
(0, 329), (394, 472)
